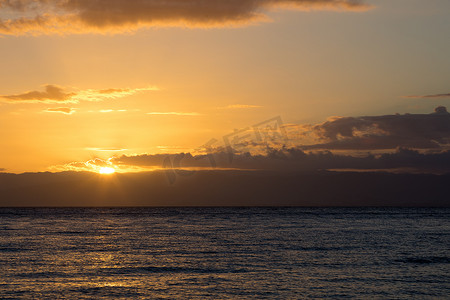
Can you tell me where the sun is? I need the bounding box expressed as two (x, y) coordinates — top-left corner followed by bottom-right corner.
(99, 167), (116, 174)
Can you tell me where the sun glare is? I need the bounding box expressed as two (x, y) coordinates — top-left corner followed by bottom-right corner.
(99, 167), (116, 174)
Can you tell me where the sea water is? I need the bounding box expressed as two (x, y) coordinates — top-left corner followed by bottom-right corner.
(1, 208), (449, 299)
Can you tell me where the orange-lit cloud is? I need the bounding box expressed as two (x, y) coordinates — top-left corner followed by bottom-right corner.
(0, 0), (372, 35)
(44, 107), (76, 114)
(0, 85), (158, 103)
(50, 157), (148, 173)
(51, 157), (115, 173)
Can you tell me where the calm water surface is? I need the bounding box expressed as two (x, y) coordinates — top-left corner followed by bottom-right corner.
(1, 208), (449, 299)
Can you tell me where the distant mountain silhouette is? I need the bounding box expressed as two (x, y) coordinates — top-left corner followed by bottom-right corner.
(0, 171), (448, 207)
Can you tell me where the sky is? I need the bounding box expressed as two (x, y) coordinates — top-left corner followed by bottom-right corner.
(0, 0), (449, 173)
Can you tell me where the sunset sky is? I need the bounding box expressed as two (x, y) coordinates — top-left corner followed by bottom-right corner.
(0, 0), (449, 173)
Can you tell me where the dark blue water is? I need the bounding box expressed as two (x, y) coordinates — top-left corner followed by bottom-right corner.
(1, 208), (449, 299)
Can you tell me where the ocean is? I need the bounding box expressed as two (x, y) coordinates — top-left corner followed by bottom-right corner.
(1, 208), (449, 299)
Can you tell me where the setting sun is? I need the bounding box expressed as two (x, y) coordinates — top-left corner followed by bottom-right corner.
(99, 167), (115, 174)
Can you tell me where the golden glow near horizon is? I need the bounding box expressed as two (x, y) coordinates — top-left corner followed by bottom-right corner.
(0, 0), (449, 173)
(99, 167), (116, 175)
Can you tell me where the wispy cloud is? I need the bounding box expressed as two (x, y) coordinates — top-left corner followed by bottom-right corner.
(219, 104), (263, 109)
(147, 112), (201, 116)
(403, 93), (450, 99)
(0, 85), (157, 103)
(44, 107), (76, 114)
(76, 87), (157, 102)
(0, 0), (372, 36)
(157, 146), (193, 151)
(99, 109), (128, 113)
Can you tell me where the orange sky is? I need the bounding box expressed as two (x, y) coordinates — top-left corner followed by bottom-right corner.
(0, 0), (449, 173)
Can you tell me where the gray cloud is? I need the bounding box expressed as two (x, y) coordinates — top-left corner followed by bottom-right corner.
(0, 0), (372, 35)
(299, 106), (450, 150)
(81, 147), (450, 174)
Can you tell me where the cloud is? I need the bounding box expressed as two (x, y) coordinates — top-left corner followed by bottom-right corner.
(0, 0), (372, 35)
(219, 104), (263, 109)
(0, 168), (5, 172)
(2, 85), (75, 102)
(147, 112), (201, 116)
(44, 107), (76, 114)
(403, 93), (450, 99)
(50, 157), (149, 173)
(55, 147), (450, 175)
(293, 106), (450, 150)
(77, 87), (157, 102)
(52, 158), (115, 173)
(171, 107), (450, 153)
(47, 106), (450, 175)
(99, 109), (127, 113)
(0, 85), (157, 103)
(115, 147), (450, 174)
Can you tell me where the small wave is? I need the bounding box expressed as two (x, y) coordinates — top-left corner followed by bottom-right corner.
(71, 286), (143, 297)
(100, 266), (247, 275)
(0, 247), (29, 253)
(55, 231), (87, 235)
(285, 246), (356, 251)
(14, 271), (74, 279)
(395, 256), (450, 264)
